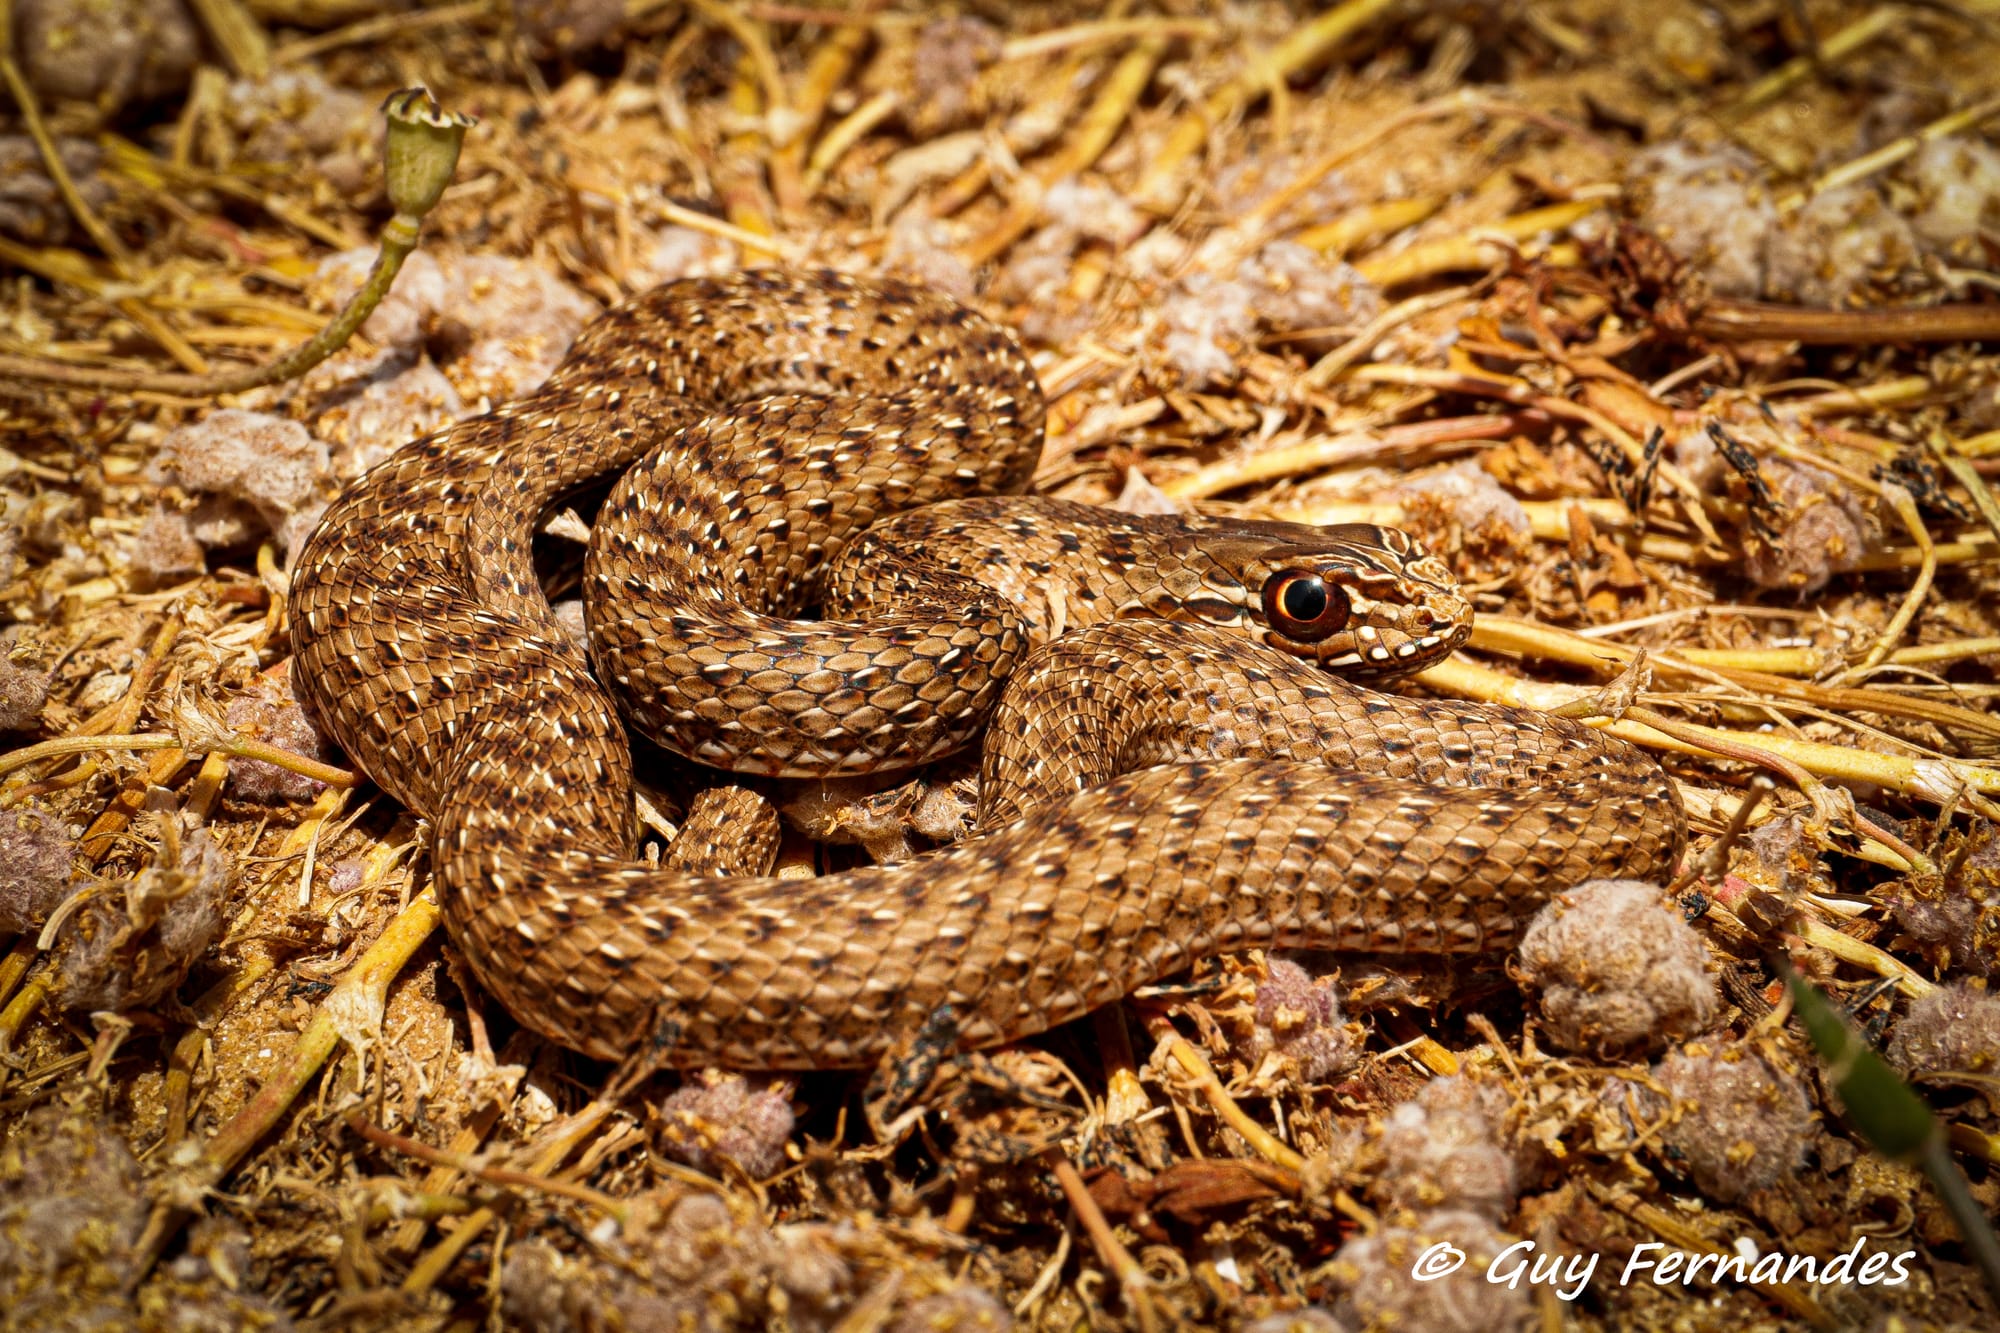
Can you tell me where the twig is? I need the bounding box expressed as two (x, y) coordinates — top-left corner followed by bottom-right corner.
(0, 89), (470, 397)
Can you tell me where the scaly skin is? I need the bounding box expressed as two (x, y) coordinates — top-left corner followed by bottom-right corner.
(290, 269), (1685, 1068)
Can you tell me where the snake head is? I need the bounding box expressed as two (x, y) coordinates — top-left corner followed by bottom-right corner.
(1231, 522), (1473, 676)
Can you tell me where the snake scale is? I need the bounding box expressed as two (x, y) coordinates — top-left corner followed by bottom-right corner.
(290, 269), (1686, 1069)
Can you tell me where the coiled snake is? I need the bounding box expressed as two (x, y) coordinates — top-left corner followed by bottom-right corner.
(290, 269), (1685, 1068)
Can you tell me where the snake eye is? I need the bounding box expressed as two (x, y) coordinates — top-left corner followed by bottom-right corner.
(1261, 570), (1350, 643)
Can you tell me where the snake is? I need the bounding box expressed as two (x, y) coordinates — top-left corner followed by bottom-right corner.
(290, 268), (1686, 1069)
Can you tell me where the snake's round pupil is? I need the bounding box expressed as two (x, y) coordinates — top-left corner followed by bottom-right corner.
(1281, 577), (1328, 622)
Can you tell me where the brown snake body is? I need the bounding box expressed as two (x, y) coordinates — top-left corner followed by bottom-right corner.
(291, 269), (1686, 1068)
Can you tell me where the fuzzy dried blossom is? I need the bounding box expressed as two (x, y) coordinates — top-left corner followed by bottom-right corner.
(0, 805), (77, 935)
(1374, 1076), (1518, 1222)
(655, 1072), (797, 1181)
(1244, 959), (1356, 1082)
(56, 827), (233, 1013)
(1512, 879), (1719, 1055)
(1887, 982), (2000, 1097)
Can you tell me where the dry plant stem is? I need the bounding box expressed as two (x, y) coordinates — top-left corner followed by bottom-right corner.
(1144, 1017), (1303, 1174)
(1134, 0), (1400, 207)
(690, 0), (789, 136)
(1001, 15), (1218, 59)
(0, 88), (467, 394)
(1838, 484), (1934, 683)
(183, 751), (234, 825)
(399, 1101), (618, 1296)
(101, 133), (361, 250)
(1950, 1123), (2000, 1167)
(1707, 880), (1935, 1000)
(1277, 495), (1634, 545)
(1724, 5), (1901, 115)
(1469, 615), (2000, 744)
(1926, 429), (2000, 545)
(1619, 705), (1927, 869)
(133, 888), (444, 1278)
(0, 732), (355, 789)
(0, 968), (49, 1057)
(959, 34), (1165, 269)
(802, 90), (899, 192)
(0, 935), (33, 1012)
(1590, 1184), (1838, 1329)
(183, 0), (273, 78)
(1249, 87), (1611, 244)
(165, 954), (279, 1145)
(1041, 1147), (1160, 1333)
(364, 1192), (478, 1229)
(1418, 655), (2000, 810)
(112, 614), (184, 737)
(1693, 300), (2000, 345)
(1299, 285), (1478, 388)
(1668, 781), (1771, 895)
(1294, 196), (1444, 257)
(351, 1112), (626, 1221)
(786, 6), (887, 201)
(722, 53), (776, 235)
(1336, 361), (1715, 530)
(80, 746), (196, 864)
(652, 199), (800, 258)
(273, 0), (490, 66)
(0, 733), (185, 788)
(1163, 410), (1543, 499)
(1352, 198), (1605, 287)
(0, 232), (417, 395)
(1779, 93), (2000, 210)
(389, 1100), (512, 1251)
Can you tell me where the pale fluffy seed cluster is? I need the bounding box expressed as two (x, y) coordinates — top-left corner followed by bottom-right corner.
(0, 647), (49, 732)
(0, 137), (114, 246)
(1610, 1046), (1817, 1202)
(502, 1191), (1011, 1332)
(223, 672), (332, 805)
(1741, 458), (1878, 594)
(1390, 459), (1534, 546)
(13, 0), (197, 114)
(1762, 186), (1918, 307)
(144, 410), (334, 568)
(1890, 826), (1997, 978)
(1244, 959), (1358, 1083)
(511, 0), (628, 58)
(0, 1104), (149, 1322)
(1327, 1210), (1534, 1333)
(906, 17), (1004, 136)
(223, 68), (373, 195)
(56, 828), (234, 1014)
(1628, 143), (1776, 298)
(1372, 1076), (1519, 1222)
(1888, 982), (2000, 1097)
(1155, 242), (1381, 388)
(1904, 136), (2000, 255)
(1512, 879), (1720, 1055)
(655, 1072), (797, 1181)
(1629, 135), (1996, 305)
(0, 1108), (289, 1329)
(0, 805), (77, 935)
(299, 249), (599, 476)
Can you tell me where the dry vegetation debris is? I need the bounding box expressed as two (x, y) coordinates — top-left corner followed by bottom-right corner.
(2, 0), (1999, 1329)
